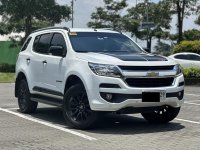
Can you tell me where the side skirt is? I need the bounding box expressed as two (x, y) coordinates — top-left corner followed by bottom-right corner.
(30, 94), (63, 107)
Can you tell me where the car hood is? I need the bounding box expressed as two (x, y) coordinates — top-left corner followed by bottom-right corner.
(76, 51), (176, 66)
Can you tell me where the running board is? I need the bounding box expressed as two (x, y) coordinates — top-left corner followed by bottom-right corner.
(31, 94), (63, 107)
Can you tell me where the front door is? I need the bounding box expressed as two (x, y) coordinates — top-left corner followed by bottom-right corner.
(40, 32), (67, 94)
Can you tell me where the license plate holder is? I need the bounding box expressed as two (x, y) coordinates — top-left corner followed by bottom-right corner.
(142, 92), (160, 102)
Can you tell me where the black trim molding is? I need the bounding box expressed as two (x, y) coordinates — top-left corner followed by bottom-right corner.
(33, 86), (63, 97)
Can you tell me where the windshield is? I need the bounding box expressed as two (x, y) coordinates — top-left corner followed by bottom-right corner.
(68, 32), (143, 53)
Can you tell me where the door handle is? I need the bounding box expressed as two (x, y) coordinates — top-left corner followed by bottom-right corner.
(42, 60), (47, 64)
(26, 58), (30, 63)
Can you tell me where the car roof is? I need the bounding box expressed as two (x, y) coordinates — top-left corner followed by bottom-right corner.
(171, 52), (200, 56)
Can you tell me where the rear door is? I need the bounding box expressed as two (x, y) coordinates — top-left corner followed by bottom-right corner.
(30, 33), (53, 91)
(187, 54), (200, 67)
(174, 54), (191, 67)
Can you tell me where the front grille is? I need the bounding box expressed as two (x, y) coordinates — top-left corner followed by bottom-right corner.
(125, 77), (174, 87)
(118, 66), (174, 71)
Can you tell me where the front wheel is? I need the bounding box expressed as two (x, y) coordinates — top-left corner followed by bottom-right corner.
(141, 106), (180, 123)
(63, 84), (99, 129)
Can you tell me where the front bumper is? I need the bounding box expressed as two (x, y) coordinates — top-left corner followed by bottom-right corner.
(86, 73), (184, 112)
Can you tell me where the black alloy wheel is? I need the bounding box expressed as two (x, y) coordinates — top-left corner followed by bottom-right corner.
(63, 84), (99, 129)
(141, 106), (180, 123)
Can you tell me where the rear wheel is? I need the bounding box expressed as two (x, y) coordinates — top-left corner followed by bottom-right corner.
(63, 84), (99, 129)
(141, 106), (180, 123)
(18, 79), (38, 113)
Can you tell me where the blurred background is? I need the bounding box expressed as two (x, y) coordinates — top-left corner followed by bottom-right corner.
(0, 0), (200, 83)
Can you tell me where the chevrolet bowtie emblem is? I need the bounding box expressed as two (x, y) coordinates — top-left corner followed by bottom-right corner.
(147, 72), (159, 77)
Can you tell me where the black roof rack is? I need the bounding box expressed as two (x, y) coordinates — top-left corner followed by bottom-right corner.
(32, 26), (70, 33)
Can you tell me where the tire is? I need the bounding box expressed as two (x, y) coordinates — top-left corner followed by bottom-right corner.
(18, 79), (38, 113)
(63, 84), (99, 129)
(141, 106), (180, 123)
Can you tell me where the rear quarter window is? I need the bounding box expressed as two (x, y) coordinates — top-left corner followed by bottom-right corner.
(21, 37), (32, 51)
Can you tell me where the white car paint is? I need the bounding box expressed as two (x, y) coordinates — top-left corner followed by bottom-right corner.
(16, 28), (184, 112)
(169, 53), (200, 68)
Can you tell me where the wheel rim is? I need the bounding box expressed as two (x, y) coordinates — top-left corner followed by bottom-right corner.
(18, 85), (27, 110)
(67, 92), (92, 122)
(154, 106), (169, 115)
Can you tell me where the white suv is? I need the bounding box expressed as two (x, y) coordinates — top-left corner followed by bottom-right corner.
(15, 27), (184, 129)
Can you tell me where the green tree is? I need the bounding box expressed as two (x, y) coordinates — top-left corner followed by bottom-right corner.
(195, 15), (200, 25)
(0, 0), (71, 39)
(169, 0), (198, 43)
(87, 0), (127, 30)
(183, 29), (200, 40)
(154, 41), (172, 56)
(124, 1), (171, 50)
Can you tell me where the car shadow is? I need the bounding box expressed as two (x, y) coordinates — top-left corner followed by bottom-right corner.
(17, 107), (185, 135)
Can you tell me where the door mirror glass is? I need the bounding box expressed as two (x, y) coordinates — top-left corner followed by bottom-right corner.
(49, 46), (65, 57)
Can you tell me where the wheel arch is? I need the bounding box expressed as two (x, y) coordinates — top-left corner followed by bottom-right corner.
(64, 74), (86, 94)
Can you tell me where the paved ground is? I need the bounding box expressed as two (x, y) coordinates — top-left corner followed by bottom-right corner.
(0, 83), (200, 150)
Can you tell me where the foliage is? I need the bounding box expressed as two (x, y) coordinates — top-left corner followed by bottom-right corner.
(0, 0), (71, 39)
(183, 67), (200, 78)
(0, 63), (15, 73)
(195, 15), (200, 25)
(154, 41), (172, 56)
(0, 73), (15, 83)
(87, 0), (127, 30)
(173, 40), (200, 54)
(125, 1), (172, 39)
(167, 0), (199, 43)
(183, 29), (200, 41)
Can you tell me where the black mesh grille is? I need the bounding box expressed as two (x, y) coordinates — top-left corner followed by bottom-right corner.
(125, 77), (174, 87)
(119, 66), (174, 71)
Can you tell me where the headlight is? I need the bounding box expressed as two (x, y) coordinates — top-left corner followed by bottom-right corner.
(88, 62), (122, 78)
(173, 64), (182, 75)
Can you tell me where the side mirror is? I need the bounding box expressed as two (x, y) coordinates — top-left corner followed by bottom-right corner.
(143, 47), (150, 53)
(49, 46), (66, 57)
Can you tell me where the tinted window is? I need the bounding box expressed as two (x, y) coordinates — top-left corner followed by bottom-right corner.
(69, 32), (142, 53)
(50, 33), (67, 51)
(21, 37), (32, 51)
(174, 55), (189, 60)
(188, 54), (200, 61)
(33, 33), (52, 54)
(33, 35), (40, 51)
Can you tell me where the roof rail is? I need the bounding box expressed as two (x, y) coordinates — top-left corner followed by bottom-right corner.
(31, 26), (70, 33)
(97, 28), (122, 34)
(97, 28), (114, 31)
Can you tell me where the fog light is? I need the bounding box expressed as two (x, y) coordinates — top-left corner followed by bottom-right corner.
(100, 93), (114, 102)
(106, 94), (113, 100)
(178, 90), (184, 100)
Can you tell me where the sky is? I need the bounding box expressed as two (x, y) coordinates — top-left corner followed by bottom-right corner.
(56, 0), (199, 32)
(0, 0), (199, 46)
(57, 0), (199, 48)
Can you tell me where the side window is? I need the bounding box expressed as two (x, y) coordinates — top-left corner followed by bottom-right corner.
(33, 33), (52, 54)
(33, 35), (40, 51)
(188, 54), (200, 61)
(174, 55), (188, 60)
(50, 33), (67, 51)
(21, 37), (32, 51)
